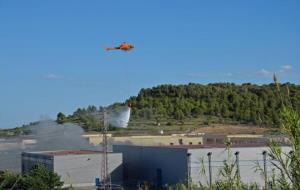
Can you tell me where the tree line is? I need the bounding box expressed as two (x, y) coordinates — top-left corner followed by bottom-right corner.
(128, 83), (300, 127)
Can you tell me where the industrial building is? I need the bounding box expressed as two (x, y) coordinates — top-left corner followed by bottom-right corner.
(21, 150), (123, 188)
(82, 133), (286, 147)
(20, 144), (291, 189)
(113, 144), (291, 188)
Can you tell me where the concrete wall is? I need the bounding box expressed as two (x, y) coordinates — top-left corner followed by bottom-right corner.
(54, 154), (122, 186)
(114, 145), (189, 188)
(53, 153), (122, 187)
(115, 145), (291, 188)
(21, 152), (123, 188)
(188, 146), (291, 187)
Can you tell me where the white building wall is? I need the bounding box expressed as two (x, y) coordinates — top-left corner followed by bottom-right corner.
(188, 146), (291, 187)
(53, 153), (123, 187)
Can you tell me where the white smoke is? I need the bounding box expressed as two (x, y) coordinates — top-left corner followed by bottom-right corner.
(106, 107), (131, 128)
(0, 121), (98, 172)
(0, 106), (131, 172)
(27, 121), (94, 150)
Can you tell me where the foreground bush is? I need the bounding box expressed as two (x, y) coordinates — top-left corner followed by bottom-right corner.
(0, 164), (64, 190)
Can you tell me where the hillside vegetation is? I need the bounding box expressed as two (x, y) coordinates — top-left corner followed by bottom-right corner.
(0, 123), (35, 137)
(57, 83), (300, 131)
(129, 83), (300, 124)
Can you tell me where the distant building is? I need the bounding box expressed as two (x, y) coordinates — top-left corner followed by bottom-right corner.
(21, 150), (123, 188)
(203, 134), (227, 145)
(83, 133), (283, 147)
(203, 134), (271, 146)
(82, 133), (204, 146)
(114, 144), (291, 188)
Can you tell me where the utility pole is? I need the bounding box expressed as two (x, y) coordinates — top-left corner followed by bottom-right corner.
(207, 152), (212, 187)
(262, 151), (268, 190)
(235, 151), (240, 185)
(187, 153), (191, 190)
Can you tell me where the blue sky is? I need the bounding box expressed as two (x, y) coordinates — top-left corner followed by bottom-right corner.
(0, 0), (300, 128)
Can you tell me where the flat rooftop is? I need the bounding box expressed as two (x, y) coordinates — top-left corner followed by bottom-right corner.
(114, 143), (269, 149)
(24, 150), (108, 156)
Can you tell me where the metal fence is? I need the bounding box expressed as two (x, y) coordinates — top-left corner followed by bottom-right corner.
(189, 147), (291, 189)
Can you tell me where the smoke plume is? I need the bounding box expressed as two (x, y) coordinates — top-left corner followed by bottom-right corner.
(0, 106), (131, 172)
(0, 121), (98, 172)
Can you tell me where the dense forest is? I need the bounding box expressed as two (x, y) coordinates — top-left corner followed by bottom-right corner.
(57, 83), (300, 131)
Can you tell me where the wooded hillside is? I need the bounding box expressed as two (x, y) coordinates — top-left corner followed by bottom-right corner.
(57, 83), (300, 131)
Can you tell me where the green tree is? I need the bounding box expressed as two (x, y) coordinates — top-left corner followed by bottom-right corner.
(0, 171), (22, 190)
(174, 109), (184, 121)
(56, 112), (66, 124)
(0, 164), (64, 190)
(22, 164), (64, 190)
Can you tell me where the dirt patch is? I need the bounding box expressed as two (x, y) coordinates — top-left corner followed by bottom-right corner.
(194, 124), (271, 135)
